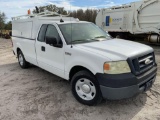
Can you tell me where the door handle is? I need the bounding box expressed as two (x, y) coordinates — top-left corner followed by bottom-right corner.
(41, 46), (45, 51)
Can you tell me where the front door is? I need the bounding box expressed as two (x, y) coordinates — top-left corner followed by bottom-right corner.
(36, 24), (65, 78)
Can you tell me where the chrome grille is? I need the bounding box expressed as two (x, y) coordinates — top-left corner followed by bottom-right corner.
(131, 52), (155, 75)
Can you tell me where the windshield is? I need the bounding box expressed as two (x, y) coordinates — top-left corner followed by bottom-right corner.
(59, 23), (112, 44)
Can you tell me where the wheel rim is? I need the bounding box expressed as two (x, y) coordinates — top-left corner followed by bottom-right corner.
(116, 35), (121, 38)
(75, 78), (96, 101)
(19, 54), (24, 66)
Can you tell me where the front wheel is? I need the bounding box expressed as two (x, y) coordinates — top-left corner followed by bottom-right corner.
(71, 70), (102, 106)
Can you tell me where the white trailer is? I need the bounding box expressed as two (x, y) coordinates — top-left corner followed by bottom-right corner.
(96, 0), (160, 44)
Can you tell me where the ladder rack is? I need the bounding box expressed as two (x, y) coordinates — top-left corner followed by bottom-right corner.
(12, 11), (70, 21)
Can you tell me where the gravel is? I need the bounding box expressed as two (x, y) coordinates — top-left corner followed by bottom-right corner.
(0, 38), (160, 120)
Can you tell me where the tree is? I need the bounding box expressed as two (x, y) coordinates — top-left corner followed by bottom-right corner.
(33, 5), (67, 15)
(0, 12), (6, 29)
(76, 9), (84, 21)
(5, 21), (12, 30)
(70, 10), (77, 18)
(0, 11), (6, 37)
(32, 5), (98, 23)
(70, 9), (98, 23)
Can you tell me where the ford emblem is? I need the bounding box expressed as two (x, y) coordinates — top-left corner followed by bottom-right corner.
(145, 59), (151, 65)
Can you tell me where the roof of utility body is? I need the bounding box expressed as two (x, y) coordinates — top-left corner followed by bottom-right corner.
(12, 16), (90, 24)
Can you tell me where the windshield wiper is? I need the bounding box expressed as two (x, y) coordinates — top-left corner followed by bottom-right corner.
(90, 39), (99, 41)
(94, 36), (112, 40)
(72, 39), (88, 43)
(72, 39), (99, 43)
(94, 36), (107, 38)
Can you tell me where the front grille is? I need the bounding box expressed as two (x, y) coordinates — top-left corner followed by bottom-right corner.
(129, 52), (155, 75)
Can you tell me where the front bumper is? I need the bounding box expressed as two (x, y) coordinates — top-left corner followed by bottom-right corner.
(96, 65), (157, 100)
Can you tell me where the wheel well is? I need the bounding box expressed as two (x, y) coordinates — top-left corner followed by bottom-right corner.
(17, 48), (21, 54)
(69, 66), (93, 81)
(16, 48), (21, 57)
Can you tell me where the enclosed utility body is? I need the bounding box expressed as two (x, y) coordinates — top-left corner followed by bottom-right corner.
(12, 16), (77, 67)
(96, 0), (160, 44)
(12, 12), (157, 105)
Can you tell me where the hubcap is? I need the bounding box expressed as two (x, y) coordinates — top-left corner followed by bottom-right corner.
(81, 84), (91, 93)
(75, 78), (96, 101)
(19, 54), (23, 66)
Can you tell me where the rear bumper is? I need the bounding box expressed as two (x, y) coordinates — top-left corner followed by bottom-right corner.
(96, 65), (157, 100)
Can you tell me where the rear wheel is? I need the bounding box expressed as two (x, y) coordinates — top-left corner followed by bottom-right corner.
(71, 70), (102, 106)
(18, 51), (29, 68)
(115, 33), (124, 39)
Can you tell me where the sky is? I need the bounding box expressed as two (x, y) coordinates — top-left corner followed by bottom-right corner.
(0, 0), (138, 22)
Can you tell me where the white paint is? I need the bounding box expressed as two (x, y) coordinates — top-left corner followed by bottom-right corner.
(96, 0), (160, 34)
(12, 16), (153, 80)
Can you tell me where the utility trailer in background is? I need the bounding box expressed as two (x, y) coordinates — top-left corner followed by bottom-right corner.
(96, 0), (160, 44)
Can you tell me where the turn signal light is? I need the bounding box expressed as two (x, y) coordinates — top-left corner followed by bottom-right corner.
(104, 63), (110, 70)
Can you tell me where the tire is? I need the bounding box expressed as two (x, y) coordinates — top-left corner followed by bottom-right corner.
(18, 50), (29, 69)
(115, 33), (129, 39)
(115, 33), (123, 39)
(71, 70), (102, 106)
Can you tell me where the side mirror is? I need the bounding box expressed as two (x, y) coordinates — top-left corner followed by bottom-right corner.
(46, 36), (62, 48)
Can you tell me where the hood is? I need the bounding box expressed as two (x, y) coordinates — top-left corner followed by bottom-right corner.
(75, 39), (153, 61)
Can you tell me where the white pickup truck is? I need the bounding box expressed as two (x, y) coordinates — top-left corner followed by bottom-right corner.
(12, 14), (157, 105)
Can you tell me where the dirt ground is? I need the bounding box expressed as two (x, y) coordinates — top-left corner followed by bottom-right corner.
(0, 38), (160, 120)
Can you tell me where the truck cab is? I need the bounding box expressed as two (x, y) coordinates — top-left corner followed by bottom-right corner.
(12, 12), (157, 105)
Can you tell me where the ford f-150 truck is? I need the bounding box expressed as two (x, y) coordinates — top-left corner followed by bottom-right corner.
(12, 12), (157, 105)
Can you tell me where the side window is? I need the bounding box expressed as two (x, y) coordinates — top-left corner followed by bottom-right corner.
(45, 25), (62, 44)
(37, 24), (47, 42)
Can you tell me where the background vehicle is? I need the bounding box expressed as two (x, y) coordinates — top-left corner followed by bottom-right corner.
(96, 0), (160, 44)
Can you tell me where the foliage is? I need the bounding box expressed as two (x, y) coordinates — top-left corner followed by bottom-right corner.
(70, 9), (98, 23)
(32, 5), (98, 23)
(1, 4), (98, 32)
(33, 5), (67, 15)
(0, 11), (6, 30)
(5, 21), (12, 30)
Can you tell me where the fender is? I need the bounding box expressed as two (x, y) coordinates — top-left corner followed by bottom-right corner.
(64, 59), (104, 80)
(15, 41), (23, 56)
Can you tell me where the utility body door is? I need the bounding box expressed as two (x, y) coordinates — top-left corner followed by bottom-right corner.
(35, 24), (65, 78)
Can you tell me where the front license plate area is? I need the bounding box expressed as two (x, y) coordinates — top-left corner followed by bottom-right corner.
(145, 80), (153, 91)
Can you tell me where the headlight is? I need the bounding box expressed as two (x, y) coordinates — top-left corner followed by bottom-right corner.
(104, 61), (131, 74)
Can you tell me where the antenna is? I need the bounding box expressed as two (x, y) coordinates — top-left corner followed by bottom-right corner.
(35, 6), (39, 13)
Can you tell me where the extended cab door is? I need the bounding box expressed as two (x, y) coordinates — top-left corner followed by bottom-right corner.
(36, 24), (65, 78)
